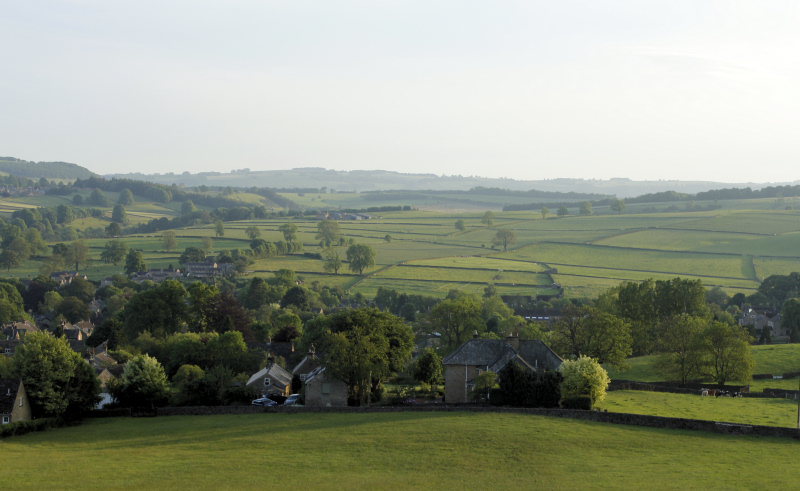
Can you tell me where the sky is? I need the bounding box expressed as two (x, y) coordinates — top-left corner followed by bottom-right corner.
(1, 1), (799, 183)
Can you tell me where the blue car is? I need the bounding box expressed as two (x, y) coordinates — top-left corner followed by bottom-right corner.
(251, 397), (278, 407)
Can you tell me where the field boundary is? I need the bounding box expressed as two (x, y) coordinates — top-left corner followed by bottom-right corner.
(89, 404), (800, 440)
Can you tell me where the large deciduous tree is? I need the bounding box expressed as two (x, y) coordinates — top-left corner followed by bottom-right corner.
(429, 295), (484, 350)
(124, 249), (147, 275)
(13, 331), (101, 417)
(316, 308), (413, 405)
(550, 305), (632, 370)
(559, 355), (610, 406)
(652, 314), (705, 385)
(111, 354), (171, 408)
(123, 279), (188, 339)
(315, 219), (340, 247)
(279, 222), (299, 242)
(481, 211), (495, 227)
(101, 239), (129, 265)
(699, 321), (753, 385)
(66, 240), (90, 271)
(346, 244), (375, 275)
(322, 248), (342, 275)
(161, 230), (178, 252)
(491, 229), (516, 252)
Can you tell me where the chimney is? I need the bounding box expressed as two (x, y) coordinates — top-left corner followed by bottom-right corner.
(308, 344), (316, 360)
(473, 330), (479, 339)
(506, 333), (520, 351)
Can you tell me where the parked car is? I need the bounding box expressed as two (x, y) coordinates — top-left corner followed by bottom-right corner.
(284, 394), (300, 405)
(251, 397), (277, 407)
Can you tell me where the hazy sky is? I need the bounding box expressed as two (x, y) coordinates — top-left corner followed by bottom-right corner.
(2, 1), (798, 182)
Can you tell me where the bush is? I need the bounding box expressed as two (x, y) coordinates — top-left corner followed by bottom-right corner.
(559, 355), (610, 406)
(561, 396), (592, 410)
(489, 388), (506, 406)
(0, 417), (61, 438)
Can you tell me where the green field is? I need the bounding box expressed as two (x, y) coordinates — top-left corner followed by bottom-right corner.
(4, 412), (800, 489)
(3, 192), (800, 301)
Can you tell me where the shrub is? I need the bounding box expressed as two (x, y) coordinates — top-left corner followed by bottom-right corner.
(0, 417), (61, 439)
(559, 355), (610, 406)
(561, 396), (592, 410)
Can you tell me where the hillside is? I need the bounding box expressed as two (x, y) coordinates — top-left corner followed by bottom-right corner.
(0, 157), (96, 180)
(104, 167), (788, 198)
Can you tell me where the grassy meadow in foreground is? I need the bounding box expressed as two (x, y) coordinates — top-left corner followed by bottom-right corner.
(4, 412), (800, 490)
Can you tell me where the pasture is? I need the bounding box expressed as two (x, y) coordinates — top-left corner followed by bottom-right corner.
(4, 412), (800, 489)
(2, 192), (800, 300)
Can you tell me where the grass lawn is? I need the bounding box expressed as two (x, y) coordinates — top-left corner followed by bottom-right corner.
(597, 390), (800, 427)
(4, 412), (800, 489)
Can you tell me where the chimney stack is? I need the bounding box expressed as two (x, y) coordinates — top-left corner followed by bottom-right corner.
(473, 330), (479, 339)
(506, 332), (520, 351)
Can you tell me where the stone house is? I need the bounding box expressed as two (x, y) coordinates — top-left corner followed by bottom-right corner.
(303, 366), (348, 407)
(0, 379), (32, 424)
(246, 360), (292, 398)
(442, 334), (563, 404)
(292, 345), (322, 383)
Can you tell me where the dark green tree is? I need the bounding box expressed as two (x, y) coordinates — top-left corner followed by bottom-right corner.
(491, 229), (516, 252)
(101, 239), (129, 265)
(346, 243), (375, 275)
(124, 249), (147, 275)
(117, 188), (135, 206)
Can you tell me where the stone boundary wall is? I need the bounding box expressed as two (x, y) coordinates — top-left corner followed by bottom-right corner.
(88, 404), (800, 440)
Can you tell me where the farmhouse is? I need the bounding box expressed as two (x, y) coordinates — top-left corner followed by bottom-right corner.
(0, 379), (32, 424)
(442, 334), (563, 403)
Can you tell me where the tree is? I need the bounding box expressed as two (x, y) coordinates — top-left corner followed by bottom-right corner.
(201, 236), (213, 252)
(316, 219), (340, 246)
(322, 248), (342, 275)
(541, 206), (550, 220)
(280, 286), (311, 311)
(124, 249), (147, 275)
(179, 246), (206, 265)
(6, 236), (31, 260)
(111, 354), (171, 408)
(557, 206), (569, 217)
(279, 222), (299, 242)
(652, 314), (705, 385)
(123, 279), (188, 339)
(316, 308), (413, 405)
(698, 321), (753, 385)
(454, 219), (466, 232)
(66, 240), (90, 271)
(88, 188), (110, 206)
(111, 204), (127, 224)
(579, 201), (592, 216)
(214, 220), (225, 237)
(101, 239), (129, 265)
(161, 230), (178, 252)
(245, 226), (261, 240)
(118, 188), (135, 206)
(105, 222), (122, 237)
(13, 331), (100, 417)
(0, 249), (20, 272)
(550, 305), (632, 370)
(491, 229), (516, 252)
(55, 296), (91, 323)
(481, 211), (495, 227)
(181, 200), (196, 215)
(412, 348), (443, 390)
(346, 244), (375, 275)
(429, 295), (484, 350)
(781, 298), (800, 343)
(0, 282), (27, 324)
(610, 198), (626, 214)
(471, 371), (497, 402)
(559, 355), (610, 406)
(24, 228), (48, 256)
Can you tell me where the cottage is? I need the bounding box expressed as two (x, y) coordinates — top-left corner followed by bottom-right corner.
(292, 345), (322, 383)
(442, 334), (563, 404)
(0, 379), (32, 424)
(303, 366), (348, 407)
(246, 360), (292, 398)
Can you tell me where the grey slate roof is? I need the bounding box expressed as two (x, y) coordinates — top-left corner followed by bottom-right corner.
(0, 379), (22, 415)
(442, 339), (563, 372)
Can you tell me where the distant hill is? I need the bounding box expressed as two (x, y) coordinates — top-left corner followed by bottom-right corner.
(105, 167), (789, 198)
(0, 157), (96, 180)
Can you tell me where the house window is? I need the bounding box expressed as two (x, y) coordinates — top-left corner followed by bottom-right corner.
(322, 383), (331, 395)
(263, 378), (271, 387)
(299, 374), (307, 382)
(3, 348), (9, 354)
(19, 397), (23, 407)
(2, 416), (8, 424)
